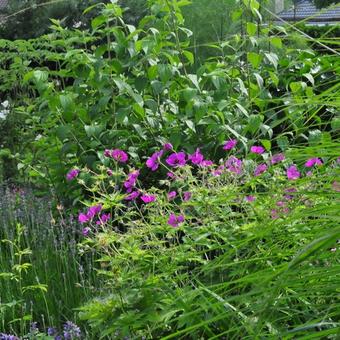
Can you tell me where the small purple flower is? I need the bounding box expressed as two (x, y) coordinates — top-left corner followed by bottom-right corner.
(225, 156), (242, 174)
(245, 195), (256, 202)
(78, 213), (90, 224)
(166, 152), (186, 167)
(0, 334), (19, 340)
(276, 201), (286, 207)
(163, 143), (173, 151)
(250, 146), (265, 154)
(47, 327), (56, 336)
(287, 165), (300, 180)
(254, 163), (267, 177)
(188, 148), (204, 165)
(125, 190), (140, 201)
(305, 157), (322, 167)
(107, 169), (113, 176)
(337, 156), (340, 163)
(63, 321), (81, 339)
(86, 204), (102, 218)
(146, 150), (164, 171)
(167, 213), (185, 227)
(200, 160), (214, 167)
(168, 191), (177, 200)
(66, 169), (79, 181)
(332, 181), (340, 192)
(82, 227), (90, 236)
(271, 153), (285, 164)
(111, 149), (128, 163)
(183, 191), (192, 201)
(284, 187), (297, 200)
(141, 194), (156, 204)
(271, 209), (279, 220)
(30, 322), (39, 333)
(223, 139), (237, 151)
(96, 213), (111, 225)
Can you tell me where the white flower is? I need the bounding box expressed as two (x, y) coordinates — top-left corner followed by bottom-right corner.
(35, 134), (43, 141)
(0, 110), (8, 120)
(1, 100), (9, 108)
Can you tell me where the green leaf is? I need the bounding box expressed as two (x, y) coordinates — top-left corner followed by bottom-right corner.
(246, 22), (257, 36)
(247, 52), (262, 69)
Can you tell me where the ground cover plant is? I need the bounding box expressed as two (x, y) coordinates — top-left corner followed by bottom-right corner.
(0, 0), (339, 338)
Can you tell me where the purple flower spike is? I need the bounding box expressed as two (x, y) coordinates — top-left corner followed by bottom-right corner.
(66, 169), (79, 181)
(254, 163), (267, 177)
(78, 213), (89, 224)
(223, 139), (237, 151)
(305, 157), (322, 167)
(168, 191), (177, 200)
(163, 143), (173, 151)
(63, 321), (81, 339)
(125, 190), (140, 201)
(141, 194), (156, 204)
(188, 148), (204, 165)
(166, 152), (186, 167)
(167, 213), (185, 227)
(287, 165), (300, 180)
(146, 150), (164, 171)
(183, 191), (192, 201)
(271, 153), (285, 164)
(251, 145), (265, 154)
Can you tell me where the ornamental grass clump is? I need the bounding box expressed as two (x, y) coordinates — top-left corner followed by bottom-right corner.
(71, 141), (340, 338)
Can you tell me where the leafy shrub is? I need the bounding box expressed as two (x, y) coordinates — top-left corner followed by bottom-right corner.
(9, 0), (337, 202)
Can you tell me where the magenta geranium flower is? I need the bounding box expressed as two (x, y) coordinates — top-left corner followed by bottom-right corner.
(168, 191), (177, 200)
(163, 143), (173, 151)
(223, 139), (237, 151)
(86, 204), (102, 218)
(200, 160), (214, 167)
(245, 195), (256, 202)
(66, 169), (79, 181)
(96, 213), (111, 225)
(287, 165), (300, 180)
(167, 171), (176, 179)
(251, 146), (265, 154)
(146, 150), (164, 171)
(124, 170), (140, 192)
(188, 148), (204, 165)
(254, 163), (267, 177)
(111, 149), (128, 163)
(125, 190), (140, 201)
(167, 213), (185, 227)
(166, 152), (186, 167)
(78, 213), (90, 224)
(305, 157), (322, 167)
(225, 156), (242, 174)
(271, 153), (285, 164)
(183, 191), (192, 201)
(140, 194), (156, 204)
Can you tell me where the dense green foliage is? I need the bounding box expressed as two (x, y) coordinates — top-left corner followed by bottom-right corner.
(0, 0), (339, 338)
(313, 0), (340, 9)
